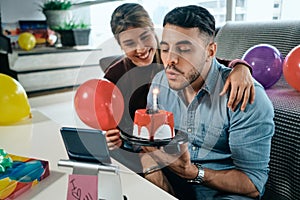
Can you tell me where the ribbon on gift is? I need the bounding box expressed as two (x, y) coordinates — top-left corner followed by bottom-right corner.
(0, 149), (13, 173)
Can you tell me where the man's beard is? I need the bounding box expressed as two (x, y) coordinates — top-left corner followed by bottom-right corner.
(165, 64), (201, 90)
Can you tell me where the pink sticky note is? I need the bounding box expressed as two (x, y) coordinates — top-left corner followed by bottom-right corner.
(67, 174), (98, 200)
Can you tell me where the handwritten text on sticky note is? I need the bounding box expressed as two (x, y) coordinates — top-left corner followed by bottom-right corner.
(67, 174), (98, 200)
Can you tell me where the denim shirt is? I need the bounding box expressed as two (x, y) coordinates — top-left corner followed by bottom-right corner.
(147, 58), (275, 195)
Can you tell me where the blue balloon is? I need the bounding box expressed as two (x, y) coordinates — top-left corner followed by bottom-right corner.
(242, 44), (283, 89)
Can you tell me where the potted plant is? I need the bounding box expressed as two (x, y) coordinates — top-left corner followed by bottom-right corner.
(55, 20), (91, 46)
(40, 0), (73, 30)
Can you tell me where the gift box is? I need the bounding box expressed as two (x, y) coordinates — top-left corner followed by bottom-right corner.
(0, 155), (50, 200)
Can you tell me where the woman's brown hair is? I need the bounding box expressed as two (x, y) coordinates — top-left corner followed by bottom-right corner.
(110, 3), (161, 64)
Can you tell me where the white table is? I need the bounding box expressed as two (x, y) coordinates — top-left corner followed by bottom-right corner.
(0, 91), (177, 200)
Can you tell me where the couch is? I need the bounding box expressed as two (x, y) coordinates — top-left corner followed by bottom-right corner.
(99, 20), (300, 200)
(215, 20), (300, 200)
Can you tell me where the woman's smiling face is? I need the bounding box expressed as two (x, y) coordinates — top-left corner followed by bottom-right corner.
(119, 27), (157, 67)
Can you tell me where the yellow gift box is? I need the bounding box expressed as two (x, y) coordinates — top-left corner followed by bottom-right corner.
(0, 155), (50, 199)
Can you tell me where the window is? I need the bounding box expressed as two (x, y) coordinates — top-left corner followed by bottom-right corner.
(236, 0), (246, 7)
(233, 0), (300, 21)
(89, 0), (300, 46)
(235, 14), (245, 21)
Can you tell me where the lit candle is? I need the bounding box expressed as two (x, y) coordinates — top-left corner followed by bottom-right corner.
(152, 88), (159, 112)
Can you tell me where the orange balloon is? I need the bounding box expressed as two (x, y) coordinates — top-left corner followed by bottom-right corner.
(283, 45), (300, 92)
(74, 79), (124, 130)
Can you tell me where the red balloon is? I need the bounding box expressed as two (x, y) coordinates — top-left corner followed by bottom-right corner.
(283, 45), (300, 92)
(74, 79), (124, 130)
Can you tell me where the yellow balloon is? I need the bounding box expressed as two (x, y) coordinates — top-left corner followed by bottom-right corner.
(0, 74), (31, 125)
(18, 32), (36, 51)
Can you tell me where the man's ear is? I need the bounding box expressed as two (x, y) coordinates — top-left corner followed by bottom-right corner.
(208, 42), (217, 58)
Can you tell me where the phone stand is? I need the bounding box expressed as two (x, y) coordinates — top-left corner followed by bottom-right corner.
(58, 159), (125, 200)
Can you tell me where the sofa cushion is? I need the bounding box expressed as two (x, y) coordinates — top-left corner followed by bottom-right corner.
(215, 20), (300, 59)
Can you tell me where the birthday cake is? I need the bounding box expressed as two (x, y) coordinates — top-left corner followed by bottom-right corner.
(132, 109), (175, 141)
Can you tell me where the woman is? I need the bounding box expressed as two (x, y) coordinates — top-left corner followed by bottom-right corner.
(103, 4), (255, 178)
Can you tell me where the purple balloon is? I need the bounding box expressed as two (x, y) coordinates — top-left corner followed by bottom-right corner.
(242, 44), (283, 89)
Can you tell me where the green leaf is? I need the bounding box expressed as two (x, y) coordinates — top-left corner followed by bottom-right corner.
(41, 0), (72, 11)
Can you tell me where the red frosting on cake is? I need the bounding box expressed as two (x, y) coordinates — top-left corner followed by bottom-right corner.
(133, 109), (174, 140)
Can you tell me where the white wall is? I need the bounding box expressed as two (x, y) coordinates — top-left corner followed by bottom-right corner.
(0, 0), (90, 24)
(245, 0), (274, 21)
(0, 0), (45, 23)
(281, 1), (300, 20)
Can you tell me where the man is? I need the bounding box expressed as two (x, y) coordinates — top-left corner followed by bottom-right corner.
(141, 5), (274, 200)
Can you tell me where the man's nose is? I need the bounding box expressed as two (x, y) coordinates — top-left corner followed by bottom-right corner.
(166, 50), (179, 65)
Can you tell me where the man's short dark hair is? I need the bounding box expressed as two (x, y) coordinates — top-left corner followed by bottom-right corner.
(163, 5), (215, 37)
